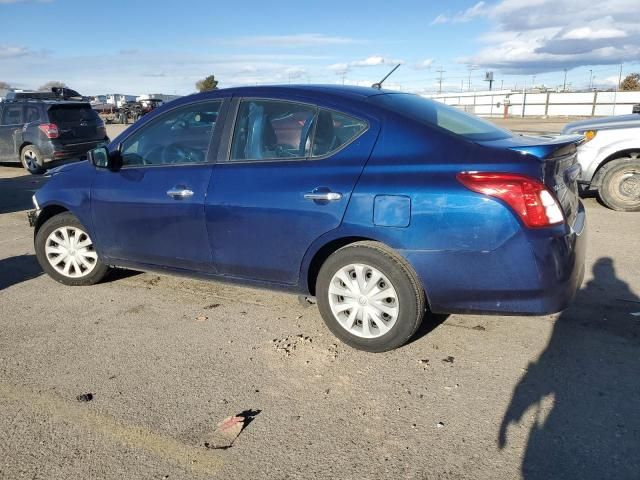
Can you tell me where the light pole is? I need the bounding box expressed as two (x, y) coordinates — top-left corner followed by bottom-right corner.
(562, 68), (568, 91)
(589, 69), (593, 90)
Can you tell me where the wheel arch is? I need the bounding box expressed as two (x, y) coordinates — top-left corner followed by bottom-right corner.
(590, 148), (640, 189)
(305, 236), (375, 296)
(34, 204), (69, 237)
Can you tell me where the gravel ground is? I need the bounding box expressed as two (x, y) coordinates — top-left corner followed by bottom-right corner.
(0, 120), (638, 479)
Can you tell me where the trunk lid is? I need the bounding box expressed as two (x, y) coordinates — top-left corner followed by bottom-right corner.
(478, 134), (584, 227)
(47, 103), (105, 144)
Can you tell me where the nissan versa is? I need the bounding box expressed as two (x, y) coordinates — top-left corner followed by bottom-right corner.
(28, 85), (586, 352)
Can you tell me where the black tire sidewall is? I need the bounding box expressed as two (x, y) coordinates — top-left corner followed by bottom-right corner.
(20, 145), (45, 174)
(316, 244), (423, 352)
(35, 212), (109, 286)
(599, 158), (640, 212)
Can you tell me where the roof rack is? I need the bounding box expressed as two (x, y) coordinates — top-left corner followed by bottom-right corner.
(5, 87), (85, 101)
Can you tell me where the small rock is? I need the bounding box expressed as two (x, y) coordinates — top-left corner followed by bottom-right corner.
(437, 422), (444, 428)
(195, 315), (208, 322)
(442, 356), (455, 364)
(472, 325), (486, 331)
(76, 393), (93, 402)
(418, 359), (429, 365)
(204, 303), (221, 309)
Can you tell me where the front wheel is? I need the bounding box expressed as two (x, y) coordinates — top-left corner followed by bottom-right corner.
(316, 241), (426, 352)
(598, 156), (640, 212)
(35, 212), (111, 286)
(20, 145), (45, 174)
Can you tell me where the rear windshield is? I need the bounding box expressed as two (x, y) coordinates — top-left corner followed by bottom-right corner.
(373, 93), (512, 141)
(47, 104), (95, 123)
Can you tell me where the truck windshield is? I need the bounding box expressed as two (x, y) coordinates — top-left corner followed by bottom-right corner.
(373, 93), (512, 141)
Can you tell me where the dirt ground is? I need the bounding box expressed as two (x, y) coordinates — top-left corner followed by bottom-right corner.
(0, 118), (638, 479)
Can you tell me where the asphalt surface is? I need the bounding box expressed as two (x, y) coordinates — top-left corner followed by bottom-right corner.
(0, 120), (639, 479)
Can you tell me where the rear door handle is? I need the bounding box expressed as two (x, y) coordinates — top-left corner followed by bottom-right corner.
(304, 191), (342, 201)
(166, 186), (194, 199)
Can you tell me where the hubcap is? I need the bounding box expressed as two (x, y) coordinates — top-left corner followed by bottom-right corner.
(45, 226), (98, 278)
(619, 171), (640, 199)
(328, 263), (399, 339)
(23, 149), (38, 170)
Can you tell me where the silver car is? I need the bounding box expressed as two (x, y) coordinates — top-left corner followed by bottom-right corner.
(562, 114), (639, 211)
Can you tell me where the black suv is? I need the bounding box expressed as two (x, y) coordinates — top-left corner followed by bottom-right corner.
(0, 89), (109, 174)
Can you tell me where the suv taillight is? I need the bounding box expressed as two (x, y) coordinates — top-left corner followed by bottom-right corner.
(456, 172), (564, 228)
(38, 123), (59, 139)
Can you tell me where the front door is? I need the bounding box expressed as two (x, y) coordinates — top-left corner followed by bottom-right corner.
(91, 99), (224, 271)
(206, 98), (379, 285)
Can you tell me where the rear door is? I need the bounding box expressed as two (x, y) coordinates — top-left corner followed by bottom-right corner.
(47, 103), (104, 144)
(206, 97), (379, 284)
(0, 103), (24, 161)
(91, 99), (226, 271)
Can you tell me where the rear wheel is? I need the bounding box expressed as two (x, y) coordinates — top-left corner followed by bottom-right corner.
(316, 241), (426, 352)
(35, 212), (110, 286)
(20, 145), (45, 174)
(598, 156), (640, 212)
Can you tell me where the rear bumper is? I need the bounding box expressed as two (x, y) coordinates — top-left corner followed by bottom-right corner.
(402, 201), (587, 315)
(41, 138), (108, 163)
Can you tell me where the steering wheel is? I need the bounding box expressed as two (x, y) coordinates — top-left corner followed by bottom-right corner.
(161, 143), (202, 164)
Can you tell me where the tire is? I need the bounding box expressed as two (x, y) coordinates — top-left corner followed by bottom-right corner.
(35, 212), (110, 286)
(316, 241), (426, 352)
(598, 156), (640, 212)
(20, 145), (45, 174)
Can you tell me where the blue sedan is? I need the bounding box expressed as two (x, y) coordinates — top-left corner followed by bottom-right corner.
(29, 85), (586, 352)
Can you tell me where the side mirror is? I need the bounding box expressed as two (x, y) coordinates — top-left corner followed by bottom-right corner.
(88, 146), (110, 169)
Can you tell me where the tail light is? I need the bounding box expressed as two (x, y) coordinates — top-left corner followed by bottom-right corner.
(38, 123), (59, 139)
(457, 172), (564, 228)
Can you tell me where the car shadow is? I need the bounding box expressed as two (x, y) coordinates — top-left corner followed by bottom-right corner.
(498, 257), (640, 479)
(0, 254), (43, 290)
(0, 170), (48, 214)
(405, 311), (450, 346)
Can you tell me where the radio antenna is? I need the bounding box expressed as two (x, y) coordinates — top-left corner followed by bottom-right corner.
(372, 64), (401, 89)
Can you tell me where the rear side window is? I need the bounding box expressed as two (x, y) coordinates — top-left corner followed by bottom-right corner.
(374, 93), (511, 141)
(24, 105), (42, 123)
(230, 100), (317, 161)
(1, 105), (23, 125)
(48, 105), (95, 123)
(312, 109), (367, 157)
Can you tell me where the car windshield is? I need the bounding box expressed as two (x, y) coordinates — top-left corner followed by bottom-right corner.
(374, 93), (512, 141)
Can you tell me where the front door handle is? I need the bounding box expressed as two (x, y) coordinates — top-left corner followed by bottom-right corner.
(304, 191), (342, 202)
(166, 186), (194, 199)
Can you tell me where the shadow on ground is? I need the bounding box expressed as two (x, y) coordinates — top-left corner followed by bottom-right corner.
(499, 258), (640, 479)
(0, 254), (43, 290)
(0, 171), (48, 214)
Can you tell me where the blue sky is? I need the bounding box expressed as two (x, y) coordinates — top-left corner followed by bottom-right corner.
(1, 0), (638, 95)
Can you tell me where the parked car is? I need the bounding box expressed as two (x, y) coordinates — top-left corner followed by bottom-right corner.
(562, 114), (640, 211)
(0, 90), (109, 174)
(28, 85), (586, 352)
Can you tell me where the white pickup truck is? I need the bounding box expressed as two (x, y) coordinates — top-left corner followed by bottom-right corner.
(562, 113), (640, 211)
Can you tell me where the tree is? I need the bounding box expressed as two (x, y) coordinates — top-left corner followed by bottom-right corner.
(38, 80), (67, 91)
(0, 81), (11, 90)
(195, 75), (219, 92)
(620, 73), (640, 91)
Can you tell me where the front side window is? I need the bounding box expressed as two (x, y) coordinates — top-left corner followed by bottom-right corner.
(312, 109), (367, 157)
(121, 101), (222, 167)
(230, 100), (317, 161)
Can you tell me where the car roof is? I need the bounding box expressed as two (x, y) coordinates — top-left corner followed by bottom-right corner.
(563, 114), (640, 132)
(183, 84), (396, 103)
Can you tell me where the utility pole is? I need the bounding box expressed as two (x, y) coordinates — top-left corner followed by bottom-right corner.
(562, 68), (568, 91)
(500, 80), (504, 90)
(613, 63), (623, 115)
(437, 68), (445, 94)
(589, 69), (593, 90)
(532, 75), (536, 89)
(467, 65), (475, 90)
